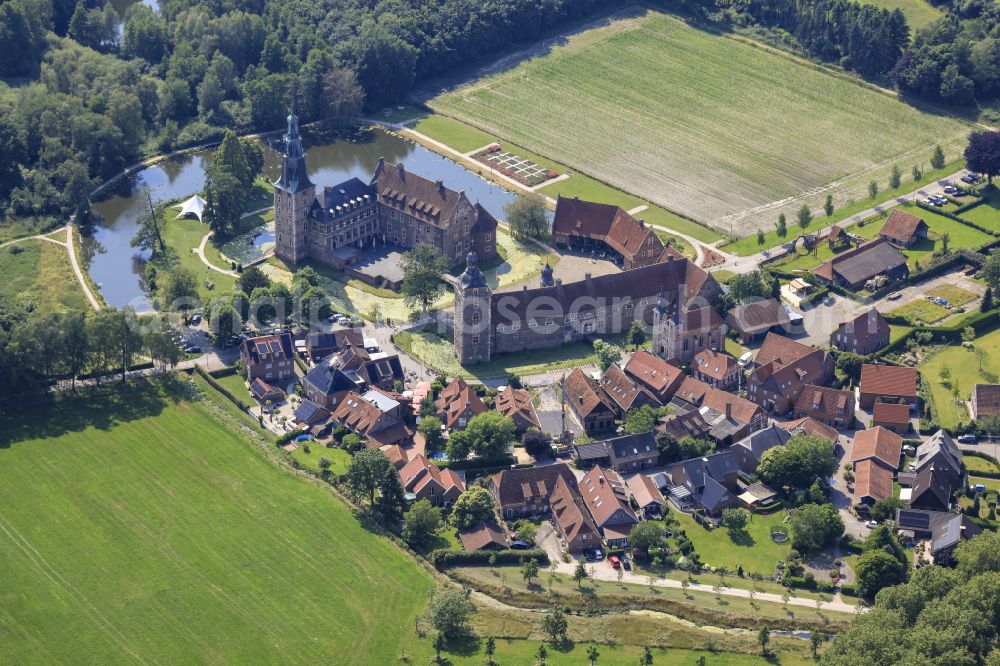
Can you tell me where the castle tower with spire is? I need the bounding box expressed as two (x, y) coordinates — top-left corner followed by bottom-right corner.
(273, 112), (315, 264)
(652, 289), (684, 361)
(454, 251), (493, 365)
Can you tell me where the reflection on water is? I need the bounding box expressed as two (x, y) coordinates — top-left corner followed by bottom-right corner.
(87, 128), (524, 309)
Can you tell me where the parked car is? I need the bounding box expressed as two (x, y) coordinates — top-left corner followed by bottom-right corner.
(510, 540), (532, 550)
(958, 434), (977, 444)
(189, 314), (202, 325)
(865, 520), (878, 529)
(609, 555), (621, 569)
(887, 292), (902, 301)
(621, 556), (631, 571)
(943, 185), (958, 195)
(184, 346), (202, 354)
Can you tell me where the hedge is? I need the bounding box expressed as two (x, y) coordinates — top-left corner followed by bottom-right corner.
(276, 429), (307, 446)
(208, 366), (240, 379)
(878, 309), (1000, 358)
(429, 548), (549, 568)
(194, 365), (252, 412)
(839, 583), (857, 597)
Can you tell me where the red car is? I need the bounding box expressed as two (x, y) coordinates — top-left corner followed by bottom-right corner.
(608, 555), (621, 569)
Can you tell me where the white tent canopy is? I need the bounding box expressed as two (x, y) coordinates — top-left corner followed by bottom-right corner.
(173, 195), (207, 222)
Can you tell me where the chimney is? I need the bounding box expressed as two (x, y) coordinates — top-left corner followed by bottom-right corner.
(397, 163), (405, 177)
(436, 179), (444, 193)
(639, 219), (645, 227)
(667, 254), (674, 265)
(725, 402), (732, 420)
(522, 285), (528, 291)
(579, 395), (584, 405)
(585, 273), (592, 281)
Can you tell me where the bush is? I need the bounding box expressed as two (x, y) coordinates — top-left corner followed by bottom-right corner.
(839, 583), (857, 596)
(276, 429), (307, 445)
(429, 548), (549, 568)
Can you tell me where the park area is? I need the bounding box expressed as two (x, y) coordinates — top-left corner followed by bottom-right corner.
(0, 232), (87, 313)
(920, 326), (1000, 429)
(430, 9), (971, 237)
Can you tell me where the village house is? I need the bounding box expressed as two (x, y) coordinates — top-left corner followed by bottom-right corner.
(810, 238), (908, 290)
(304, 329), (363, 362)
(623, 350), (686, 403)
(549, 475), (602, 553)
(599, 363), (661, 416)
(301, 360), (359, 410)
(850, 427), (904, 508)
(399, 454), (464, 506)
(793, 384), (855, 428)
(292, 399), (331, 430)
(240, 333), (295, 383)
(671, 376), (768, 445)
(667, 450), (740, 515)
(775, 416), (840, 444)
(330, 346), (405, 392)
(493, 386), (540, 432)
(565, 368), (617, 433)
(249, 378), (285, 405)
(879, 209), (929, 247)
(488, 463), (579, 519)
(731, 424), (794, 474)
(900, 430), (963, 510)
(859, 363), (918, 410)
(458, 522), (510, 551)
(746, 334), (833, 415)
(626, 473), (665, 518)
(971, 383), (1000, 420)
(691, 349), (740, 390)
(551, 196), (665, 270)
(895, 508), (982, 566)
(435, 377), (487, 430)
(831, 308), (890, 355)
(725, 299), (791, 344)
(579, 467), (639, 548)
(658, 409), (713, 442)
(872, 401), (911, 434)
(330, 391), (411, 447)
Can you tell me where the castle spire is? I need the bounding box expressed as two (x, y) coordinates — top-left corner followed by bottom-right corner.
(275, 109), (312, 194)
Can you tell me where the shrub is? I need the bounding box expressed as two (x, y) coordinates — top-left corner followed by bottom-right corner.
(429, 548), (548, 568)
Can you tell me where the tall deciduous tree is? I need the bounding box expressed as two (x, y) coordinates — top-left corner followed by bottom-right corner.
(965, 131), (1000, 183)
(400, 243), (446, 312)
(505, 193), (549, 241)
(345, 448), (391, 506)
(402, 499), (442, 547)
(450, 486), (496, 530)
(322, 68), (365, 130)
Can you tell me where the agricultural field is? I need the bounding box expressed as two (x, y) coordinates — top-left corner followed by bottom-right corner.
(430, 9), (971, 237)
(0, 379), (434, 665)
(919, 326), (1000, 428)
(0, 236), (87, 313)
(864, 0), (944, 30)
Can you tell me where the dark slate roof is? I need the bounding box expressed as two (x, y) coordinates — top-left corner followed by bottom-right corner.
(830, 239), (907, 286)
(306, 329), (363, 353)
(302, 361), (358, 397)
(895, 508), (979, 553)
(574, 442), (611, 461)
(606, 431), (657, 463)
(699, 475), (732, 512)
(733, 424), (792, 461)
(310, 177), (376, 223)
(294, 399), (330, 425)
(914, 430), (962, 479)
(726, 299), (789, 334)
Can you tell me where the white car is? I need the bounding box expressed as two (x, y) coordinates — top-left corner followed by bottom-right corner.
(865, 520), (878, 529)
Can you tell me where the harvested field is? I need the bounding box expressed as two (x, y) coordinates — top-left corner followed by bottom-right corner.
(430, 9), (971, 236)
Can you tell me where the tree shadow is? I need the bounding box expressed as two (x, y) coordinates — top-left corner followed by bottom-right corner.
(442, 634), (481, 658)
(0, 376), (181, 450)
(550, 637), (576, 654)
(727, 528), (756, 547)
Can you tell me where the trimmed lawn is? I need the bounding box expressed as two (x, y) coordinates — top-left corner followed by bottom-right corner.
(963, 455), (1000, 475)
(0, 379), (434, 664)
(410, 114), (496, 153)
(919, 326), (1000, 428)
(864, 0), (943, 29)
(159, 213), (237, 300)
(958, 186), (1000, 232)
(890, 324), (913, 344)
(926, 284), (978, 307)
(432, 9), (970, 238)
(671, 510), (791, 576)
(888, 299), (952, 325)
(289, 443), (352, 476)
(969, 476), (1000, 492)
(0, 237), (87, 313)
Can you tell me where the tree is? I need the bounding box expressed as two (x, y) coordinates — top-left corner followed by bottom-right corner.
(868, 181), (879, 199)
(965, 131), (1000, 183)
(453, 412), (517, 461)
(640, 646), (654, 665)
(722, 507), (750, 536)
(159, 267), (200, 315)
(624, 404), (661, 435)
(855, 549), (908, 598)
(931, 144), (946, 170)
(535, 643), (548, 665)
(776, 213), (787, 237)
(429, 588), (474, 640)
(451, 486), (495, 530)
(810, 629), (822, 659)
(400, 243), (447, 312)
(797, 205), (812, 230)
(824, 194), (834, 217)
(629, 521), (666, 556)
(911, 165), (922, 182)
(870, 497), (904, 523)
(587, 644), (600, 665)
(758, 627), (770, 656)
(757, 435), (838, 491)
(592, 339), (623, 371)
(131, 190), (166, 256)
(728, 271), (771, 304)
(345, 449), (391, 505)
(541, 608), (567, 643)
(889, 165), (902, 189)
(836, 352), (865, 383)
(655, 430), (680, 464)
(354, 21), (418, 106)
(756, 228), (765, 245)
(402, 499), (442, 547)
(321, 68), (365, 130)
(376, 465), (406, 525)
(790, 503), (844, 554)
(941, 231), (951, 254)
(961, 326), (976, 345)
(522, 558), (539, 586)
(982, 287), (993, 313)
(627, 320), (646, 350)
(505, 193), (549, 241)
(61, 311), (89, 390)
(983, 252), (1000, 296)
(204, 168), (244, 235)
(573, 560), (589, 589)
(418, 415), (445, 454)
(522, 429), (553, 459)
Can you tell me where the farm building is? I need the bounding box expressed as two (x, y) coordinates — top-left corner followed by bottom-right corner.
(971, 383), (1000, 420)
(725, 299), (790, 344)
(831, 308), (890, 355)
(879, 209), (929, 247)
(551, 196), (664, 270)
(859, 364), (918, 410)
(810, 238), (908, 290)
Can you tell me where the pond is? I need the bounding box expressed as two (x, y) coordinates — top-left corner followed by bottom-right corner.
(86, 127), (524, 310)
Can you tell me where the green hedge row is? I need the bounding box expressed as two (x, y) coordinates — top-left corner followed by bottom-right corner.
(208, 366), (240, 379)
(194, 365), (252, 412)
(429, 548), (549, 568)
(434, 456), (516, 472)
(276, 429), (308, 446)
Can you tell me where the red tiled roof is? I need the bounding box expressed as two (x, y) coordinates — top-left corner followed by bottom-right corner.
(435, 377), (488, 429)
(623, 350), (685, 399)
(776, 417), (839, 443)
(973, 384), (1000, 417)
(860, 364), (917, 398)
(600, 364), (659, 412)
(854, 459), (894, 502)
(880, 209), (927, 244)
(579, 467), (637, 527)
(693, 349), (737, 382)
(794, 384), (853, 419)
(565, 368), (615, 419)
(626, 474), (664, 509)
(494, 387), (539, 429)
(701, 386), (765, 426)
(851, 426), (904, 470)
(675, 376), (712, 405)
(550, 474), (600, 545)
(873, 402), (910, 426)
(553, 196), (663, 264)
(490, 464), (578, 509)
(755, 333), (814, 367)
(459, 522), (510, 551)
(399, 454), (464, 496)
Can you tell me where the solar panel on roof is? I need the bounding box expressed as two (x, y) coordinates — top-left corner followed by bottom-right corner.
(270, 341), (281, 353)
(256, 343), (268, 354)
(898, 511), (930, 529)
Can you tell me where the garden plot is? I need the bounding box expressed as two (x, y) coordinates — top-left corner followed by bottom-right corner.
(474, 147), (556, 187)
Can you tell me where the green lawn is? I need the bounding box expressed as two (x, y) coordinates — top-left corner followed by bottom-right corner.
(919, 326), (1000, 428)
(0, 379), (434, 664)
(289, 443), (353, 476)
(159, 213), (237, 301)
(926, 284), (978, 307)
(431, 9), (971, 239)
(0, 237), (87, 313)
(864, 0), (943, 30)
(958, 186), (1000, 232)
(963, 455), (1000, 475)
(969, 476), (1000, 492)
(212, 371), (254, 403)
(410, 114), (496, 153)
(671, 510), (791, 576)
(888, 299), (952, 325)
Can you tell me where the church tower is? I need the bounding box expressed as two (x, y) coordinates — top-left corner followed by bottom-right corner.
(273, 112), (315, 264)
(652, 290), (683, 361)
(454, 252), (493, 365)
